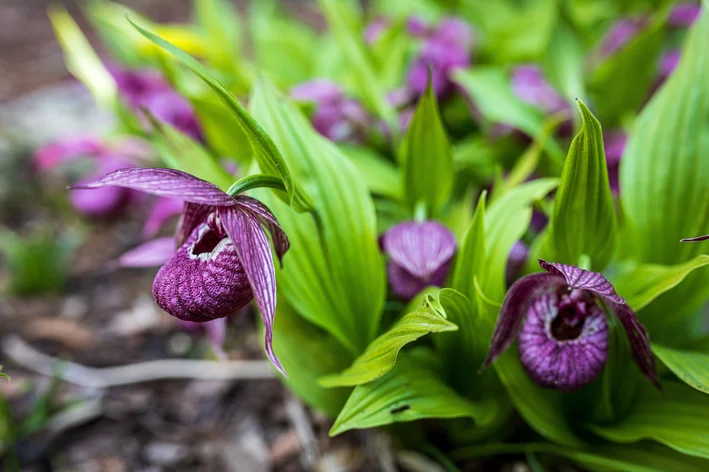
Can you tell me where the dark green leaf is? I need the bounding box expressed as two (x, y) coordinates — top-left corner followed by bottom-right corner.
(129, 18), (314, 212)
(589, 382), (709, 458)
(401, 78), (454, 216)
(330, 352), (495, 436)
(653, 344), (709, 395)
(543, 101), (617, 270)
(319, 294), (457, 387)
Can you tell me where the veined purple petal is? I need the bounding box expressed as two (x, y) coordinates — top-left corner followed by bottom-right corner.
(481, 272), (566, 370)
(235, 196), (290, 264)
(152, 220), (253, 323)
(681, 234), (709, 242)
(219, 206), (285, 376)
(538, 260), (625, 305)
(142, 197), (184, 239)
(115, 237), (176, 268)
(610, 302), (661, 389)
(176, 202), (215, 247)
(382, 221), (457, 281)
(518, 293), (608, 392)
(71, 168), (235, 206)
(669, 3), (701, 28)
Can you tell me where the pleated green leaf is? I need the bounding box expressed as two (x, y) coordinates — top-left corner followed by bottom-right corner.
(451, 192), (486, 302)
(653, 344), (709, 395)
(401, 77), (454, 216)
(589, 382), (709, 458)
(249, 80), (385, 354)
(129, 18), (314, 212)
(612, 255), (709, 311)
(620, 7), (709, 265)
(330, 352), (495, 436)
(319, 295), (457, 387)
(544, 101), (617, 270)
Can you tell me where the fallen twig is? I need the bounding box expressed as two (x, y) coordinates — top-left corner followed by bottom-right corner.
(284, 394), (320, 468)
(2, 335), (275, 388)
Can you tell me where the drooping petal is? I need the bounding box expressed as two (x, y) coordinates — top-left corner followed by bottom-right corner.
(235, 196), (290, 264)
(176, 202), (214, 247)
(114, 237), (176, 268)
(680, 234), (709, 242)
(609, 302), (661, 390)
(538, 259), (625, 305)
(518, 293), (608, 392)
(381, 221), (457, 281)
(70, 168), (236, 206)
(152, 221), (253, 323)
(142, 197), (184, 239)
(204, 317), (228, 360)
(481, 273), (566, 370)
(218, 206), (285, 376)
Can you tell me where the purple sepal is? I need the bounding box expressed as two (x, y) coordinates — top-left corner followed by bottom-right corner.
(669, 3), (701, 28)
(506, 241), (529, 285)
(115, 237), (176, 268)
(538, 259), (625, 305)
(610, 302), (661, 390)
(382, 221), (457, 282)
(481, 272), (566, 370)
(234, 196), (290, 264)
(142, 197), (184, 239)
(681, 234), (709, 242)
(152, 219), (253, 323)
(518, 293), (608, 392)
(71, 168), (236, 206)
(177, 203), (215, 247)
(219, 206), (286, 377)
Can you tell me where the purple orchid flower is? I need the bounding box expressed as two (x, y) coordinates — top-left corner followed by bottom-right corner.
(110, 65), (203, 141)
(506, 241), (529, 286)
(33, 134), (103, 172)
(681, 234), (709, 242)
(600, 17), (646, 57)
(481, 259), (660, 392)
(71, 168), (290, 375)
(407, 17), (474, 98)
(381, 221), (457, 300)
(669, 3), (701, 27)
(290, 79), (368, 143)
(511, 65), (570, 117)
(141, 197), (185, 239)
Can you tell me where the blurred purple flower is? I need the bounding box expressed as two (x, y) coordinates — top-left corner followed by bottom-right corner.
(291, 79), (368, 142)
(33, 135), (103, 172)
(177, 317), (229, 359)
(71, 168), (290, 375)
(481, 260), (660, 392)
(406, 16), (428, 37)
(406, 17), (473, 98)
(381, 221), (456, 300)
(600, 18), (646, 57)
(364, 17), (389, 43)
(604, 131), (627, 194)
(110, 65), (203, 141)
(511, 65), (569, 116)
(660, 49), (681, 81)
(506, 241), (529, 286)
(69, 156), (136, 217)
(141, 197), (184, 239)
(669, 3), (701, 27)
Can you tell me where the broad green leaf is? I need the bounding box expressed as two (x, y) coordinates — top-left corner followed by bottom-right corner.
(483, 178), (559, 301)
(317, 0), (399, 139)
(541, 20), (586, 105)
(129, 18), (314, 213)
(250, 80), (385, 353)
(451, 192), (486, 302)
(144, 112), (233, 190)
(588, 11), (666, 122)
(589, 382), (709, 458)
(401, 78), (453, 215)
(620, 7), (709, 265)
(49, 6), (117, 109)
(653, 344), (709, 395)
(271, 298), (352, 417)
(190, 96), (251, 165)
(434, 289), (489, 395)
(452, 67), (564, 168)
(319, 295), (457, 387)
(612, 255), (709, 311)
(339, 145), (402, 200)
(330, 352), (495, 436)
(544, 101), (617, 271)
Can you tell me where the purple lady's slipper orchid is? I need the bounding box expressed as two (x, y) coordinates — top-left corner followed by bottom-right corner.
(71, 168), (290, 375)
(381, 221), (456, 300)
(604, 131), (627, 195)
(511, 65), (570, 116)
(406, 17), (473, 98)
(481, 259), (660, 392)
(110, 65), (203, 141)
(669, 3), (701, 27)
(290, 79), (368, 142)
